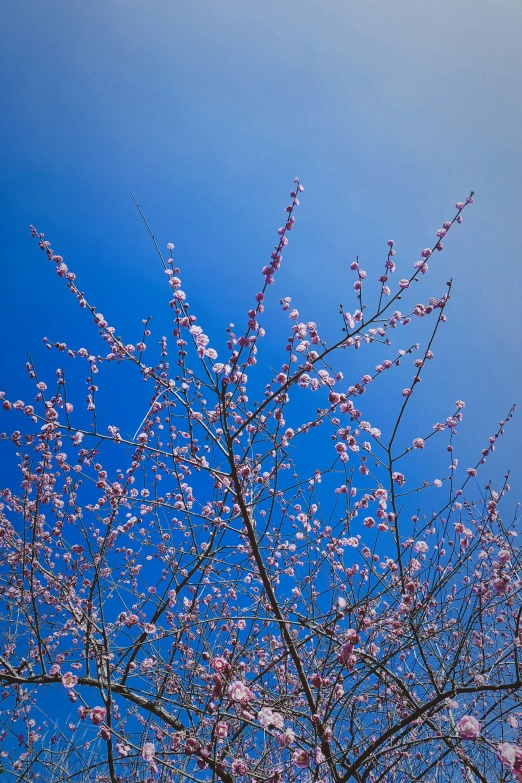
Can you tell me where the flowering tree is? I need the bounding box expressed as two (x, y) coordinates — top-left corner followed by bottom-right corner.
(0, 181), (520, 783)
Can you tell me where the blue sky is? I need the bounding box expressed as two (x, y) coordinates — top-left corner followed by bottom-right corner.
(1, 0), (521, 507)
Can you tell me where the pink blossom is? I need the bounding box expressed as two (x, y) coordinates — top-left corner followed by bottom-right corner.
(457, 715), (480, 739)
(277, 728), (296, 747)
(292, 749), (310, 768)
(228, 680), (252, 703)
(89, 706), (106, 725)
(185, 737), (199, 753)
(142, 742), (157, 772)
(11, 184), (506, 782)
(493, 576), (510, 594)
(61, 672), (78, 689)
(498, 742), (522, 770)
(231, 758), (249, 775)
(338, 641), (357, 670)
(211, 656), (228, 673)
(258, 707), (284, 729)
(215, 720), (228, 739)
(123, 613), (139, 628)
(258, 707), (274, 727)
(271, 712), (285, 729)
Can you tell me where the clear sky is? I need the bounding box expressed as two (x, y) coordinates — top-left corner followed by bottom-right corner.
(1, 0), (521, 507)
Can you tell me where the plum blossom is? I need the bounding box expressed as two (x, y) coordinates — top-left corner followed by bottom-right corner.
(228, 680), (252, 703)
(258, 707), (274, 728)
(211, 656), (228, 673)
(493, 576), (510, 594)
(498, 743), (518, 768)
(185, 737), (199, 754)
(231, 758), (249, 775)
(277, 728), (296, 747)
(498, 742), (522, 781)
(258, 707), (285, 729)
(89, 706), (106, 725)
(457, 715), (480, 739)
(215, 721), (229, 739)
(292, 749), (310, 768)
(5, 186), (508, 783)
(61, 672), (78, 689)
(142, 742), (157, 773)
(339, 642), (357, 671)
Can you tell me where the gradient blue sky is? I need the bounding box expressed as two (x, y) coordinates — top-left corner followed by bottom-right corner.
(1, 0), (521, 506)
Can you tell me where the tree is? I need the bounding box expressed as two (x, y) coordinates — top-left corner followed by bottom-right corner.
(0, 181), (520, 783)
